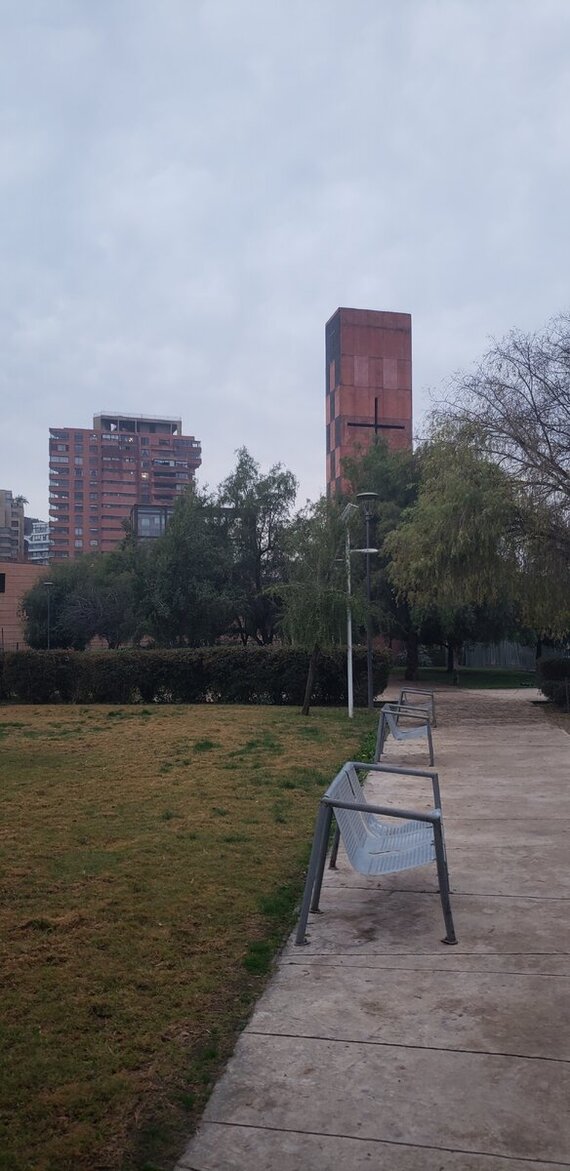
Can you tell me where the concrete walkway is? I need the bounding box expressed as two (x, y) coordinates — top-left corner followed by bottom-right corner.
(176, 689), (570, 1171)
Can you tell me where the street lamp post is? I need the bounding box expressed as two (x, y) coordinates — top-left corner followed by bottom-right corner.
(340, 503), (359, 718)
(357, 492), (379, 710)
(44, 580), (54, 650)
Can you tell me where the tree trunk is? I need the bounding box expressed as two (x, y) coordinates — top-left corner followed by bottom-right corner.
(404, 631), (419, 681)
(536, 637), (543, 661)
(302, 643), (319, 716)
(446, 643), (455, 674)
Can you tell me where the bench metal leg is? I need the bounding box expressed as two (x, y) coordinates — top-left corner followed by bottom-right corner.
(295, 803), (331, 945)
(433, 818), (457, 945)
(427, 723), (434, 767)
(329, 823), (340, 869)
(374, 712), (387, 762)
(311, 805), (333, 912)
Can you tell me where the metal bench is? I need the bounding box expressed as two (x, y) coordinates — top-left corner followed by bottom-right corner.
(398, 686), (437, 726)
(295, 760), (457, 946)
(375, 702), (435, 766)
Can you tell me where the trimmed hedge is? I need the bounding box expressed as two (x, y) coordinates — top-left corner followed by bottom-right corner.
(0, 646), (390, 707)
(537, 656), (570, 708)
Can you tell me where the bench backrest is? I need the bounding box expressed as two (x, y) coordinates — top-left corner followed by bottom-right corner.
(399, 687), (435, 719)
(326, 765), (371, 854)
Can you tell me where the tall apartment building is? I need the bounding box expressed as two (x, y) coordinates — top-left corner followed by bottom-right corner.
(0, 490), (25, 561)
(49, 413), (202, 560)
(24, 519), (51, 564)
(325, 308), (412, 495)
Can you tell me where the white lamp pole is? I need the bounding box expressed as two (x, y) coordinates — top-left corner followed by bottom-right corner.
(356, 492), (379, 710)
(346, 527), (354, 718)
(340, 503), (359, 718)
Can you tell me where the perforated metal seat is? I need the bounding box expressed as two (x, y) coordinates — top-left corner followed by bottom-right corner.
(337, 763), (434, 872)
(295, 760), (456, 946)
(375, 702), (434, 767)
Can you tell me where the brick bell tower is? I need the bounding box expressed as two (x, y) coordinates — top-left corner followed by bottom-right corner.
(325, 307), (413, 495)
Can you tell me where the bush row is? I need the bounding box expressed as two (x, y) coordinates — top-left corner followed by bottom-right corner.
(537, 656), (570, 708)
(0, 646), (390, 706)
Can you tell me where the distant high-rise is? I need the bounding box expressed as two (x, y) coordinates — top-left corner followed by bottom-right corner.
(23, 519), (50, 564)
(0, 490), (25, 561)
(49, 413), (202, 560)
(325, 308), (412, 495)
(24, 518), (50, 564)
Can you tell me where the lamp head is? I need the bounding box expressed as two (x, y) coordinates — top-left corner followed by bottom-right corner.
(340, 502), (359, 523)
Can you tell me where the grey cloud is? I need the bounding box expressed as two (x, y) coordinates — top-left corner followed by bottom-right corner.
(1, 0), (570, 515)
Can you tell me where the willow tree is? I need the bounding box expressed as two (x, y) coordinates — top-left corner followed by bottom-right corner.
(437, 314), (570, 530)
(343, 438), (422, 677)
(277, 498), (350, 715)
(386, 432), (570, 637)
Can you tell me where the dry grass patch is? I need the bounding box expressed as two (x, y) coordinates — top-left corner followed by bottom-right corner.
(0, 703), (374, 1171)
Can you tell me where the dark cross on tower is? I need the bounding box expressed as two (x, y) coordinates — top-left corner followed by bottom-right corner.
(347, 397), (406, 440)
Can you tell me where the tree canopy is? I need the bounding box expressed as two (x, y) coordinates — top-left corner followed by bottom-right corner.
(387, 314), (570, 637)
(216, 447), (297, 645)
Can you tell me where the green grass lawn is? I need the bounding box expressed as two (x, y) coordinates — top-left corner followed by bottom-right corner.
(389, 665), (537, 690)
(0, 704), (375, 1171)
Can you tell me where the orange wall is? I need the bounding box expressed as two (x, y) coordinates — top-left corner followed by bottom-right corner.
(0, 562), (46, 650)
(325, 307), (413, 496)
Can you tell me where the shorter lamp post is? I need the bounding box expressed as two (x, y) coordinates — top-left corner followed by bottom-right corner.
(43, 580), (53, 650)
(356, 492), (379, 710)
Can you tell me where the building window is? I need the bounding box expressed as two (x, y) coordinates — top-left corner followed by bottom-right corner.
(74, 457), (83, 465)
(74, 527), (83, 536)
(0, 573), (5, 593)
(89, 539), (99, 547)
(74, 540), (83, 548)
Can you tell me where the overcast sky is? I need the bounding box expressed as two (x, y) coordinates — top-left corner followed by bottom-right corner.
(1, 0), (569, 519)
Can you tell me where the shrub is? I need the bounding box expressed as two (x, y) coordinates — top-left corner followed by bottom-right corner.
(537, 656), (570, 708)
(0, 646), (390, 707)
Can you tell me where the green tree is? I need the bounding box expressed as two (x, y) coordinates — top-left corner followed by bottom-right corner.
(416, 600), (523, 674)
(277, 498), (349, 715)
(143, 490), (234, 646)
(22, 549), (145, 650)
(343, 440), (422, 678)
(386, 432), (570, 636)
(438, 314), (570, 530)
(22, 560), (97, 650)
(217, 447), (298, 645)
